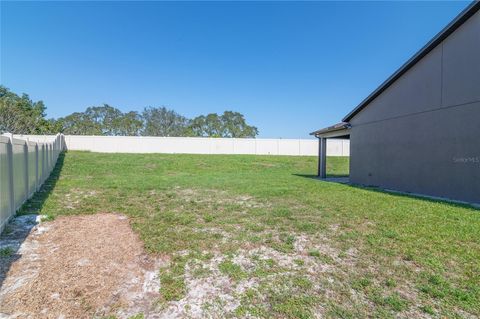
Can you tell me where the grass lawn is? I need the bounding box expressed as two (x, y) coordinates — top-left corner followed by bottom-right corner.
(21, 151), (479, 318)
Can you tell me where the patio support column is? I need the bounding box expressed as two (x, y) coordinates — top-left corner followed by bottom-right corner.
(317, 137), (327, 179)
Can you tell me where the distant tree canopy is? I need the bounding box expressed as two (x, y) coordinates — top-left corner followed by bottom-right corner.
(0, 86), (259, 137)
(142, 106), (190, 137)
(0, 86), (55, 134)
(59, 105), (143, 136)
(188, 111), (258, 138)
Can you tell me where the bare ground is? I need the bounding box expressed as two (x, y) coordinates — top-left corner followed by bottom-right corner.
(0, 213), (164, 319)
(0, 209), (442, 318)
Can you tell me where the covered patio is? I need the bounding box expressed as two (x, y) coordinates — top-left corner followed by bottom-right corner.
(310, 122), (351, 179)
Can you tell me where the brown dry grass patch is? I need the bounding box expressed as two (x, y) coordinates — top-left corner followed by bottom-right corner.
(0, 213), (163, 319)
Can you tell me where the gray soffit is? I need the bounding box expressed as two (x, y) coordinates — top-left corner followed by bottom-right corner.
(342, 1), (480, 122)
(310, 122), (351, 137)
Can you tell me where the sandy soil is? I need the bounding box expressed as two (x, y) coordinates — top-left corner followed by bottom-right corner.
(0, 213), (164, 319)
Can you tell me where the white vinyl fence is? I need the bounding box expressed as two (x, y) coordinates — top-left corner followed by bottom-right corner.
(60, 135), (350, 156)
(0, 133), (65, 232)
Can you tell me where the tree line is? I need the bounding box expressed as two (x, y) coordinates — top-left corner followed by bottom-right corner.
(0, 86), (258, 138)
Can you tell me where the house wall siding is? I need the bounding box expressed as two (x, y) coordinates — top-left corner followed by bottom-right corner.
(349, 9), (480, 203)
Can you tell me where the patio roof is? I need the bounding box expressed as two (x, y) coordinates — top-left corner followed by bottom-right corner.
(309, 122), (351, 138)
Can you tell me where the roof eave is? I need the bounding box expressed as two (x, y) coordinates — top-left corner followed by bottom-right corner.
(310, 122), (351, 137)
(342, 0), (480, 122)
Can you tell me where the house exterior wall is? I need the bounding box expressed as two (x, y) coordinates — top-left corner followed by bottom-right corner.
(349, 9), (480, 203)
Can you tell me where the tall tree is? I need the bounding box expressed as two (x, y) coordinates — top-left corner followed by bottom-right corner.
(84, 104), (123, 135)
(187, 114), (224, 137)
(221, 111), (258, 138)
(186, 115), (207, 137)
(142, 106), (190, 137)
(58, 104), (141, 136)
(188, 111), (258, 138)
(59, 112), (103, 135)
(0, 86), (52, 134)
(1, 86), (259, 138)
(115, 111), (143, 136)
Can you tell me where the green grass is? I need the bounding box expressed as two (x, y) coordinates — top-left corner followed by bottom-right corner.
(326, 156), (349, 177)
(0, 247), (14, 258)
(219, 259), (247, 281)
(20, 151), (480, 318)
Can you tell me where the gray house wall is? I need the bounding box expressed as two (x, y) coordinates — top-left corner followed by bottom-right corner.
(349, 9), (480, 203)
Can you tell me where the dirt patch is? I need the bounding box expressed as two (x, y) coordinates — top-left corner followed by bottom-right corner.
(63, 189), (98, 210)
(174, 187), (269, 209)
(0, 215), (43, 293)
(0, 213), (164, 319)
(154, 236), (347, 318)
(161, 254), (241, 318)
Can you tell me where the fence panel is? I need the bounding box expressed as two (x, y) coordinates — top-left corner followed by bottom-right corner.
(211, 138), (235, 154)
(50, 144), (54, 168)
(0, 134), (65, 233)
(255, 139), (280, 155)
(0, 137), (12, 231)
(12, 139), (28, 210)
(27, 142), (38, 196)
(232, 138), (256, 154)
(278, 139), (301, 156)
(62, 135), (350, 156)
(38, 144), (44, 184)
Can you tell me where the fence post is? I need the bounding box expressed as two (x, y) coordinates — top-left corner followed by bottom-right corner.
(46, 143), (49, 172)
(46, 144), (50, 171)
(50, 143), (53, 168)
(23, 140), (29, 202)
(56, 134), (59, 158)
(43, 144), (46, 182)
(39, 144), (43, 183)
(5, 134), (15, 218)
(35, 142), (39, 191)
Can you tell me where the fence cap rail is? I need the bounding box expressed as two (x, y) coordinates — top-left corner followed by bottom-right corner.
(11, 137), (28, 146)
(0, 136), (11, 143)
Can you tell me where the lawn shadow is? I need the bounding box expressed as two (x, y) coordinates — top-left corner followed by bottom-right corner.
(344, 183), (480, 210)
(292, 173), (349, 179)
(293, 172), (479, 210)
(0, 152), (65, 289)
(292, 173), (319, 180)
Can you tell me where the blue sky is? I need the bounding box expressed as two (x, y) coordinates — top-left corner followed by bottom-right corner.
(0, 1), (471, 138)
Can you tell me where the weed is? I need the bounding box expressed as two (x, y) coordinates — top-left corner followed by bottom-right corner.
(384, 278), (397, 288)
(159, 256), (187, 301)
(0, 247), (14, 257)
(203, 215), (214, 223)
(352, 278), (372, 290)
(420, 305), (435, 315)
(40, 214), (55, 222)
(371, 291), (409, 312)
(294, 259), (305, 266)
(219, 260), (246, 281)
